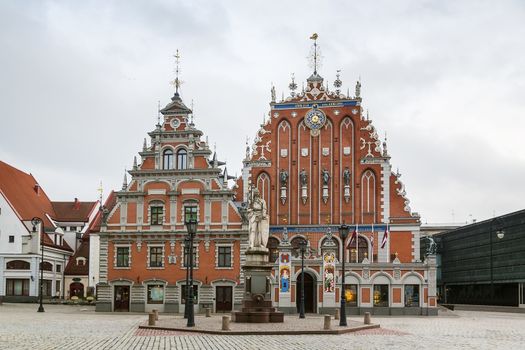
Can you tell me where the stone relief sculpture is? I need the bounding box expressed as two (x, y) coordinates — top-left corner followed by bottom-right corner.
(343, 167), (351, 186)
(247, 186), (269, 249)
(300, 168), (308, 187)
(425, 236), (437, 255)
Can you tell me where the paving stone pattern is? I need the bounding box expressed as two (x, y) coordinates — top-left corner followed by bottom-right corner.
(1, 303), (525, 349)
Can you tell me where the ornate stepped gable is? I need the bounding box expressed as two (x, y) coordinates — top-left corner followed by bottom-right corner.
(105, 90), (243, 232)
(242, 69), (419, 227)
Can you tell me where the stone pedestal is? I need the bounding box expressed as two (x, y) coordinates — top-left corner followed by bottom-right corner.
(232, 247), (284, 323)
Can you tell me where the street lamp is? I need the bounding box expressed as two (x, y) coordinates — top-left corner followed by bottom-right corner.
(338, 223), (350, 327)
(185, 217), (198, 327)
(490, 217), (505, 301)
(31, 217), (45, 313)
(183, 236), (190, 319)
(298, 238), (307, 319)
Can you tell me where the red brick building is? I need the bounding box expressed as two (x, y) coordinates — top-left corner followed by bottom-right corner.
(95, 88), (247, 313)
(239, 57), (437, 315)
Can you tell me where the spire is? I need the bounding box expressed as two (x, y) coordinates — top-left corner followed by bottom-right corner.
(307, 33), (323, 83)
(122, 171), (128, 190)
(97, 181), (103, 205)
(355, 79), (361, 99)
(189, 99), (195, 128)
(310, 33), (319, 75)
(133, 156), (138, 170)
(143, 138), (147, 151)
(171, 49), (182, 100)
(334, 70), (342, 95)
(244, 136), (250, 160)
(288, 73), (297, 97)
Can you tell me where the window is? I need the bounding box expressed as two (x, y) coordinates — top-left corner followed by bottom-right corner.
(5, 279), (29, 296)
(42, 280), (52, 297)
(177, 149), (188, 169)
(55, 280), (61, 296)
(348, 236), (369, 263)
(218, 246), (232, 267)
(183, 245), (196, 267)
(56, 264), (62, 273)
(181, 284), (198, 304)
(40, 262), (53, 271)
(404, 285), (420, 307)
(321, 237), (340, 262)
(344, 284), (358, 307)
(116, 247), (130, 267)
(267, 237), (280, 263)
(8, 235), (14, 243)
(373, 285), (389, 307)
(150, 205), (163, 225)
(6, 260), (30, 270)
(149, 247), (163, 268)
(147, 284), (164, 304)
(184, 205), (198, 223)
(163, 149), (174, 169)
(291, 236), (307, 258)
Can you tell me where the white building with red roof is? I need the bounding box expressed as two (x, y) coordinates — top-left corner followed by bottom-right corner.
(0, 161), (98, 302)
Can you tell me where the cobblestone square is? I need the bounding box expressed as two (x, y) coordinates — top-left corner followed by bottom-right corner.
(1, 303), (524, 349)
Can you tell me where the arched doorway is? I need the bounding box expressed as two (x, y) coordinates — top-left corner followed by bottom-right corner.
(70, 282), (84, 298)
(296, 272), (316, 313)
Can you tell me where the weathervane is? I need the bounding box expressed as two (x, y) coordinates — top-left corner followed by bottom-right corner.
(309, 33), (320, 74)
(171, 49), (182, 93)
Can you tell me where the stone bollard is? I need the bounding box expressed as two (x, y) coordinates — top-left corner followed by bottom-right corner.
(323, 314), (331, 330)
(206, 308), (211, 317)
(222, 315), (231, 331)
(364, 312), (371, 325)
(148, 312), (156, 326)
(153, 309), (159, 321)
(334, 308), (340, 320)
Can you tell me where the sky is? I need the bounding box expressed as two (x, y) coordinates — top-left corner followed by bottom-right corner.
(1, 0), (524, 224)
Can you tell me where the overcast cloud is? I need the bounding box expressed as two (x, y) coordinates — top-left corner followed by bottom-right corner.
(1, 0), (524, 224)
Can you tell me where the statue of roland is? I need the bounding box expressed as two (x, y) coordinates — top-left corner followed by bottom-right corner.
(247, 186), (270, 251)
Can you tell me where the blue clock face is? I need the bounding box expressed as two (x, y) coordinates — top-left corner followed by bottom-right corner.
(305, 108), (327, 131)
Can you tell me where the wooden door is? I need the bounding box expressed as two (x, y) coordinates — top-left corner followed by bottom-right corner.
(296, 273), (315, 313)
(114, 286), (130, 312)
(215, 286), (233, 312)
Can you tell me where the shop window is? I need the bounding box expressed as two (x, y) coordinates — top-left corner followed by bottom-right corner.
(43, 280), (52, 297)
(404, 285), (420, 307)
(181, 284), (198, 304)
(218, 246), (232, 267)
(116, 247), (130, 267)
(149, 246), (164, 268)
(147, 284), (164, 304)
(344, 284), (358, 307)
(55, 280), (61, 297)
(6, 260), (30, 270)
(5, 279), (29, 296)
(373, 284), (389, 307)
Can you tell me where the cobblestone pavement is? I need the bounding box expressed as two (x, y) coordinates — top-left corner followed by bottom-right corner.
(1, 303), (525, 349)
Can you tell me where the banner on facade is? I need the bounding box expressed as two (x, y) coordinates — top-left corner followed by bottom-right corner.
(279, 252), (291, 293)
(323, 252), (336, 293)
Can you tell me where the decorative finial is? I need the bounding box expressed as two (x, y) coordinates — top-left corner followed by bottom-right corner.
(133, 156), (138, 170)
(172, 49), (181, 94)
(355, 79), (361, 99)
(382, 132), (389, 157)
(288, 73), (297, 97)
(281, 91), (284, 102)
(143, 138), (147, 151)
(366, 109), (369, 121)
(271, 84), (276, 103)
(245, 136), (250, 160)
(309, 33), (319, 74)
(122, 170), (128, 190)
(190, 99), (194, 126)
(97, 181), (103, 204)
(157, 100), (161, 125)
(347, 87), (350, 98)
(334, 70), (342, 95)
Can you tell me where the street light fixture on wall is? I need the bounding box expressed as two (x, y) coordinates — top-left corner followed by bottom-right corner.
(185, 214), (198, 327)
(298, 238), (307, 319)
(31, 217), (45, 313)
(338, 223), (350, 327)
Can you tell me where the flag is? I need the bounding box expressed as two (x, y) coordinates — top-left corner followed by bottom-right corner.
(381, 224), (389, 249)
(349, 226), (357, 245)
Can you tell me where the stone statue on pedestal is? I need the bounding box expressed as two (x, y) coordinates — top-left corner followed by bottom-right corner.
(247, 187), (269, 249)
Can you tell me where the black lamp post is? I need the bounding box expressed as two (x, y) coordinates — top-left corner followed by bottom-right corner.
(185, 218), (197, 327)
(490, 217), (505, 302)
(298, 239), (307, 319)
(338, 223), (350, 327)
(183, 236), (190, 319)
(31, 217), (45, 313)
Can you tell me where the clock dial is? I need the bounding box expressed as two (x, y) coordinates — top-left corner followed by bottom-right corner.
(304, 107), (327, 134)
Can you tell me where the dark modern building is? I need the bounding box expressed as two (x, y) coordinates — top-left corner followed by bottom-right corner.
(427, 210), (525, 307)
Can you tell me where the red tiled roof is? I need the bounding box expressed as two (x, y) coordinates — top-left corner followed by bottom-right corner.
(51, 201), (97, 222)
(0, 161), (55, 227)
(42, 232), (74, 252)
(64, 240), (89, 275)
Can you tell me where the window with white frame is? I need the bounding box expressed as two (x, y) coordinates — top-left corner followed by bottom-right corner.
(149, 201), (164, 225)
(163, 149), (174, 170)
(114, 245), (131, 268)
(216, 244), (233, 268)
(176, 148), (188, 169)
(148, 245), (164, 268)
(182, 243), (198, 268)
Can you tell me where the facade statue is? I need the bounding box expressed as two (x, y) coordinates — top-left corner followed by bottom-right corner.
(343, 167), (351, 186)
(271, 86), (276, 102)
(279, 170), (289, 187)
(321, 169), (330, 186)
(300, 168), (308, 187)
(425, 236), (437, 255)
(247, 187), (269, 249)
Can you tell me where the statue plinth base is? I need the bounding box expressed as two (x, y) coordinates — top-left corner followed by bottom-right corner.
(232, 247), (284, 323)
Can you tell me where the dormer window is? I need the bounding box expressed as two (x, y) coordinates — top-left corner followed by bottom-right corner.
(163, 149), (174, 169)
(177, 149), (187, 170)
(76, 257), (87, 266)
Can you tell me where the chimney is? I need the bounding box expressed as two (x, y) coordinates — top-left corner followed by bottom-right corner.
(34, 184), (40, 195)
(74, 198), (80, 210)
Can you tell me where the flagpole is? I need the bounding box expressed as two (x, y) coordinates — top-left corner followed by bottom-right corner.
(356, 224), (359, 263)
(371, 222), (374, 263)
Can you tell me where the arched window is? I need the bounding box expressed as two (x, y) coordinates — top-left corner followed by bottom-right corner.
(6, 260), (30, 270)
(163, 149), (174, 169)
(361, 170), (376, 223)
(320, 238), (340, 262)
(177, 149), (188, 169)
(40, 261), (53, 271)
(291, 236), (307, 258)
(267, 237), (280, 263)
(348, 236), (368, 263)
